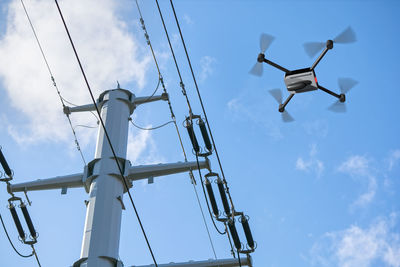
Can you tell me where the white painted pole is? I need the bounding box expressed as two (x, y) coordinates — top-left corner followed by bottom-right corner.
(79, 88), (132, 267)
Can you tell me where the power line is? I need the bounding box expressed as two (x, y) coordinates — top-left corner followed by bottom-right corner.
(20, 0), (87, 166)
(129, 119), (174, 131)
(133, 0), (219, 259)
(53, 1), (158, 265)
(154, 0), (228, 237)
(168, 0), (238, 218)
(0, 212), (34, 258)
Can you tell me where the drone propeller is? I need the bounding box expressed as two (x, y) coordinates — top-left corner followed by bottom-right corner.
(249, 33), (275, 76)
(303, 26), (356, 58)
(328, 78), (358, 113)
(338, 77), (358, 94)
(269, 89), (294, 122)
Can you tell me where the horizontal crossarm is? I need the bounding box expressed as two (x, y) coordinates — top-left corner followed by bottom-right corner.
(131, 256), (252, 267)
(8, 173), (83, 193)
(127, 159), (210, 182)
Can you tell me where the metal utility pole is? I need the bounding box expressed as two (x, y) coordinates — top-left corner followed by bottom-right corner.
(8, 87), (251, 267)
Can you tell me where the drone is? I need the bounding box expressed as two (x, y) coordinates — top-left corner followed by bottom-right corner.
(250, 27), (358, 122)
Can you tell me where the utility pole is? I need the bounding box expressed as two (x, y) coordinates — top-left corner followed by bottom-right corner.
(7, 87), (251, 266)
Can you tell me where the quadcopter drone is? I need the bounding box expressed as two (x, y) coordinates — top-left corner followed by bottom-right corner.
(250, 27), (358, 122)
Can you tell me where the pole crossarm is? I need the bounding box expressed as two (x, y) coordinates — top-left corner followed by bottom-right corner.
(8, 173), (83, 193)
(131, 256), (252, 267)
(7, 159), (210, 194)
(127, 159), (210, 182)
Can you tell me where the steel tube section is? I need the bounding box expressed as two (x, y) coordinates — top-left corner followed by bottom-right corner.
(130, 257), (252, 267)
(134, 93), (168, 105)
(80, 89), (132, 267)
(127, 159), (210, 181)
(68, 103), (97, 113)
(8, 173), (84, 193)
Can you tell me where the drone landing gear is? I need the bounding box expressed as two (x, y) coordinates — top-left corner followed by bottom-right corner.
(318, 84), (345, 102)
(279, 93), (294, 112)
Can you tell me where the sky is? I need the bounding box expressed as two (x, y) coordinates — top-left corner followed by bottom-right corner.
(0, 0), (400, 266)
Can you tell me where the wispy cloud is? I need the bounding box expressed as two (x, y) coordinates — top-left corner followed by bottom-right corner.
(303, 119), (329, 138)
(309, 214), (400, 267)
(183, 14), (194, 25)
(387, 149), (400, 171)
(0, 0), (150, 145)
(227, 97), (283, 140)
(199, 55), (216, 82)
(295, 143), (324, 178)
(338, 155), (377, 208)
(127, 126), (164, 166)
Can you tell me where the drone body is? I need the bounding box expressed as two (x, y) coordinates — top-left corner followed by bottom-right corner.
(250, 27), (357, 122)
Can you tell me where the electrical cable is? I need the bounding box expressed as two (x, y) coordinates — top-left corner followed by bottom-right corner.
(129, 119), (174, 131)
(0, 212), (34, 258)
(154, 0), (193, 117)
(54, 1), (158, 265)
(133, 0), (219, 259)
(168, 0), (238, 216)
(20, 0), (87, 166)
(30, 245), (42, 267)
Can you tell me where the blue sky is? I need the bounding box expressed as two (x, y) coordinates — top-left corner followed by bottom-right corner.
(0, 0), (400, 266)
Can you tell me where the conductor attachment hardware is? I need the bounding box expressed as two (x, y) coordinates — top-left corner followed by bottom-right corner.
(184, 115), (213, 157)
(8, 197), (38, 245)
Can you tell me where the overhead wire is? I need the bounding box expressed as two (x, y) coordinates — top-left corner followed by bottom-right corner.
(154, 0), (228, 237)
(53, 0), (158, 265)
(168, 0), (238, 218)
(134, 0), (218, 259)
(129, 119), (174, 131)
(0, 212), (34, 258)
(20, 0), (87, 166)
(158, 1), (244, 263)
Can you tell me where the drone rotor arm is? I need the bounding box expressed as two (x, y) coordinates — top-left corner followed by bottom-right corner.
(263, 58), (289, 73)
(317, 84), (341, 99)
(310, 46), (330, 71)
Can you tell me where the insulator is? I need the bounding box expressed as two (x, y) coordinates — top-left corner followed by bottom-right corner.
(217, 178), (231, 217)
(0, 148), (12, 177)
(9, 204), (25, 241)
(186, 121), (200, 153)
(228, 219), (241, 251)
(198, 118), (212, 152)
(205, 178), (219, 217)
(241, 215), (255, 249)
(20, 203), (37, 239)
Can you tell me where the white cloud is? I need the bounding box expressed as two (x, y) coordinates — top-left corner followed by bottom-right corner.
(227, 97), (283, 140)
(339, 155), (370, 177)
(303, 119), (329, 138)
(387, 150), (400, 171)
(183, 14), (194, 25)
(295, 143), (324, 178)
(199, 55), (216, 82)
(310, 215), (400, 267)
(338, 155), (377, 207)
(0, 0), (151, 145)
(126, 127), (164, 166)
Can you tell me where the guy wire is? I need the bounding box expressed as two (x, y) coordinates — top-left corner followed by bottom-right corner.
(54, 0), (158, 265)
